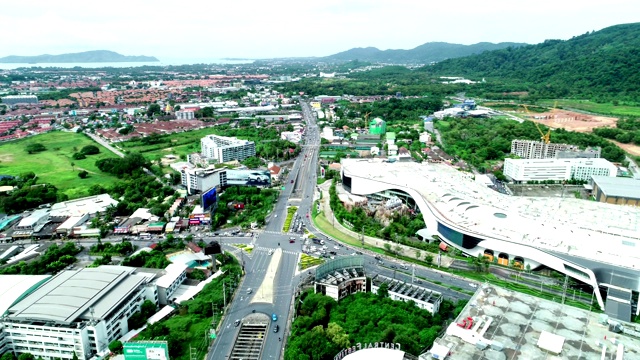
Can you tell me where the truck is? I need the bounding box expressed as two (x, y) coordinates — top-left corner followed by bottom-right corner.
(312, 238), (324, 245)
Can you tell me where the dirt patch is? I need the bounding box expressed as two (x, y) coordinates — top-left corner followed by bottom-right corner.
(608, 139), (640, 157)
(0, 154), (14, 162)
(528, 109), (617, 133)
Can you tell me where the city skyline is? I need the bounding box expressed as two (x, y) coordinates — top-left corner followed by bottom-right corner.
(1, 0), (639, 61)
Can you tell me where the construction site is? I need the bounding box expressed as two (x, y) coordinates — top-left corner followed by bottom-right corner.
(425, 285), (640, 360)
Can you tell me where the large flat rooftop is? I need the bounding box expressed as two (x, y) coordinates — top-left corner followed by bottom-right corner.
(432, 285), (640, 359)
(7, 266), (149, 324)
(341, 159), (640, 271)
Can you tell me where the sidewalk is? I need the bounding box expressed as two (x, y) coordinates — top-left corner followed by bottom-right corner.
(316, 182), (454, 267)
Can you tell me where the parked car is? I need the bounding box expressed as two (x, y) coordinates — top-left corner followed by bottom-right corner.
(272, 313), (278, 321)
(234, 319), (240, 327)
(274, 324), (279, 333)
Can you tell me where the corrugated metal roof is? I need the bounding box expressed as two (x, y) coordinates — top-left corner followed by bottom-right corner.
(8, 266), (148, 324)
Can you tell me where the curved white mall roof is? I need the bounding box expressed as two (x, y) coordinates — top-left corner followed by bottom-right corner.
(341, 159), (640, 271)
(0, 275), (51, 316)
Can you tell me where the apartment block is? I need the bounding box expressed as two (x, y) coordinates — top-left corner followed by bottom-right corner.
(200, 134), (255, 163)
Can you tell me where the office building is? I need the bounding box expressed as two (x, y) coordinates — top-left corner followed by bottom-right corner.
(1, 95), (38, 106)
(180, 166), (227, 194)
(200, 134), (255, 163)
(510, 139), (600, 159)
(503, 158), (617, 182)
(1, 266), (158, 360)
(589, 175), (640, 207)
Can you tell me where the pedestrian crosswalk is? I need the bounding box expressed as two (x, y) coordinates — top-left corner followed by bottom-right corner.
(254, 246), (299, 256)
(260, 230), (300, 236)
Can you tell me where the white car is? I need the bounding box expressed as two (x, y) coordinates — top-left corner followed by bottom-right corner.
(268, 250), (274, 256)
(334, 246), (339, 250)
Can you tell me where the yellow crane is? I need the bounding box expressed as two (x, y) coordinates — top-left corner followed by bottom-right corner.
(364, 112), (372, 122)
(522, 104), (551, 144)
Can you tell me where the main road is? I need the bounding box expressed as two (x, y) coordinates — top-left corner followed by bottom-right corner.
(207, 101), (321, 360)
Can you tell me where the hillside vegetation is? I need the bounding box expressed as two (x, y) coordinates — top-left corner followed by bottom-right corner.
(323, 41), (527, 64)
(424, 23), (640, 102)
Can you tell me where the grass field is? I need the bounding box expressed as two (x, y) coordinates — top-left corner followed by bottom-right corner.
(0, 131), (120, 199)
(116, 127), (221, 161)
(539, 99), (640, 117)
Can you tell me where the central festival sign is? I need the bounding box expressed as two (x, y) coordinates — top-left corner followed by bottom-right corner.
(333, 342), (402, 360)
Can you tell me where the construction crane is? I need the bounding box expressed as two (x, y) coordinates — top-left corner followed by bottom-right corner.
(522, 104), (551, 144)
(363, 112), (372, 122)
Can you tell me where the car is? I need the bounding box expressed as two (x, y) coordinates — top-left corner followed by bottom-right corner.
(274, 214), (278, 218)
(350, 252), (357, 256)
(469, 283), (478, 288)
(289, 239), (295, 243)
(268, 250), (274, 255)
(378, 260), (384, 265)
(247, 288), (252, 294)
(291, 180), (294, 183)
(234, 319), (240, 327)
(272, 313), (278, 321)
(390, 265), (397, 269)
(274, 325), (279, 333)
(333, 246), (339, 250)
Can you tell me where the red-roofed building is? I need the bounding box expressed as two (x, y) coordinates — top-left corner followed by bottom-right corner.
(268, 164), (282, 181)
(186, 242), (202, 253)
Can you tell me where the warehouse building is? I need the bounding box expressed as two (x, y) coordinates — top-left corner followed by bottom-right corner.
(589, 175), (640, 207)
(1, 95), (38, 106)
(1, 266), (159, 360)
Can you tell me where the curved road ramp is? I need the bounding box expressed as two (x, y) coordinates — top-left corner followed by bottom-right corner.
(251, 248), (282, 304)
(228, 314), (269, 360)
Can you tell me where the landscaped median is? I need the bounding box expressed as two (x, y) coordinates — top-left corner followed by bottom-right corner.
(299, 253), (324, 271)
(282, 206), (298, 232)
(233, 244), (254, 254)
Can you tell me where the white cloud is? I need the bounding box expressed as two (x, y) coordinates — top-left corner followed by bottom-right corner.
(1, 0), (638, 59)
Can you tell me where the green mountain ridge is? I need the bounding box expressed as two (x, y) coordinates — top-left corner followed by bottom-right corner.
(423, 22), (640, 101)
(323, 41), (528, 64)
(0, 50), (159, 63)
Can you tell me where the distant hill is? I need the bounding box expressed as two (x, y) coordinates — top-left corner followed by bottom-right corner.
(0, 50), (159, 63)
(322, 42), (528, 64)
(423, 23), (640, 100)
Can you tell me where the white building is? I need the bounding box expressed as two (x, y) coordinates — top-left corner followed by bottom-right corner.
(503, 158), (617, 182)
(180, 166), (227, 195)
(322, 127), (335, 142)
(419, 132), (432, 144)
(175, 110), (195, 120)
(314, 258), (366, 302)
(510, 139), (601, 159)
(200, 134), (255, 163)
(388, 144), (398, 156)
(15, 209), (50, 232)
(50, 194), (119, 217)
(280, 131), (302, 143)
(155, 263), (188, 305)
(1, 266), (159, 360)
(370, 274), (443, 314)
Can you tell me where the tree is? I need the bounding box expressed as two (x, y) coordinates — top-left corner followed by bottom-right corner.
(1, 353), (17, 360)
(78, 170), (88, 179)
(377, 282), (389, 298)
(17, 354), (34, 360)
(81, 145), (100, 155)
(383, 243), (392, 253)
(108, 340), (123, 354)
(425, 253), (434, 264)
(146, 103), (162, 118)
(25, 143), (46, 154)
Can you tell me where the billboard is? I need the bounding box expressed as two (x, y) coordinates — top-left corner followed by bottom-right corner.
(123, 341), (169, 360)
(201, 187), (217, 211)
(225, 169), (271, 187)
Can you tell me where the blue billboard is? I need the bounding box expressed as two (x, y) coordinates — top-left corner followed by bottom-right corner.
(201, 187), (217, 211)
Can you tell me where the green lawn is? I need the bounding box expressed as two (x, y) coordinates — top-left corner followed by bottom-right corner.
(0, 131), (120, 199)
(117, 128), (219, 161)
(539, 99), (640, 117)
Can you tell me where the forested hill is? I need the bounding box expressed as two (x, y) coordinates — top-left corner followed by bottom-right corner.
(0, 50), (159, 63)
(423, 23), (640, 101)
(323, 41), (527, 64)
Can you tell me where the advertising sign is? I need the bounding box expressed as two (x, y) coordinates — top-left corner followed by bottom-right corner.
(123, 341), (169, 360)
(226, 169), (271, 187)
(201, 187), (217, 211)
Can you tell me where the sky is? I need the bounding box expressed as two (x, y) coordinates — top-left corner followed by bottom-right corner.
(1, 0), (639, 62)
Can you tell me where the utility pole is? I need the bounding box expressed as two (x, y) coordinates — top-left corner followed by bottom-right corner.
(223, 282), (227, 309)
(561, 275), (568, 305)
(361, 225), (365, 246)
